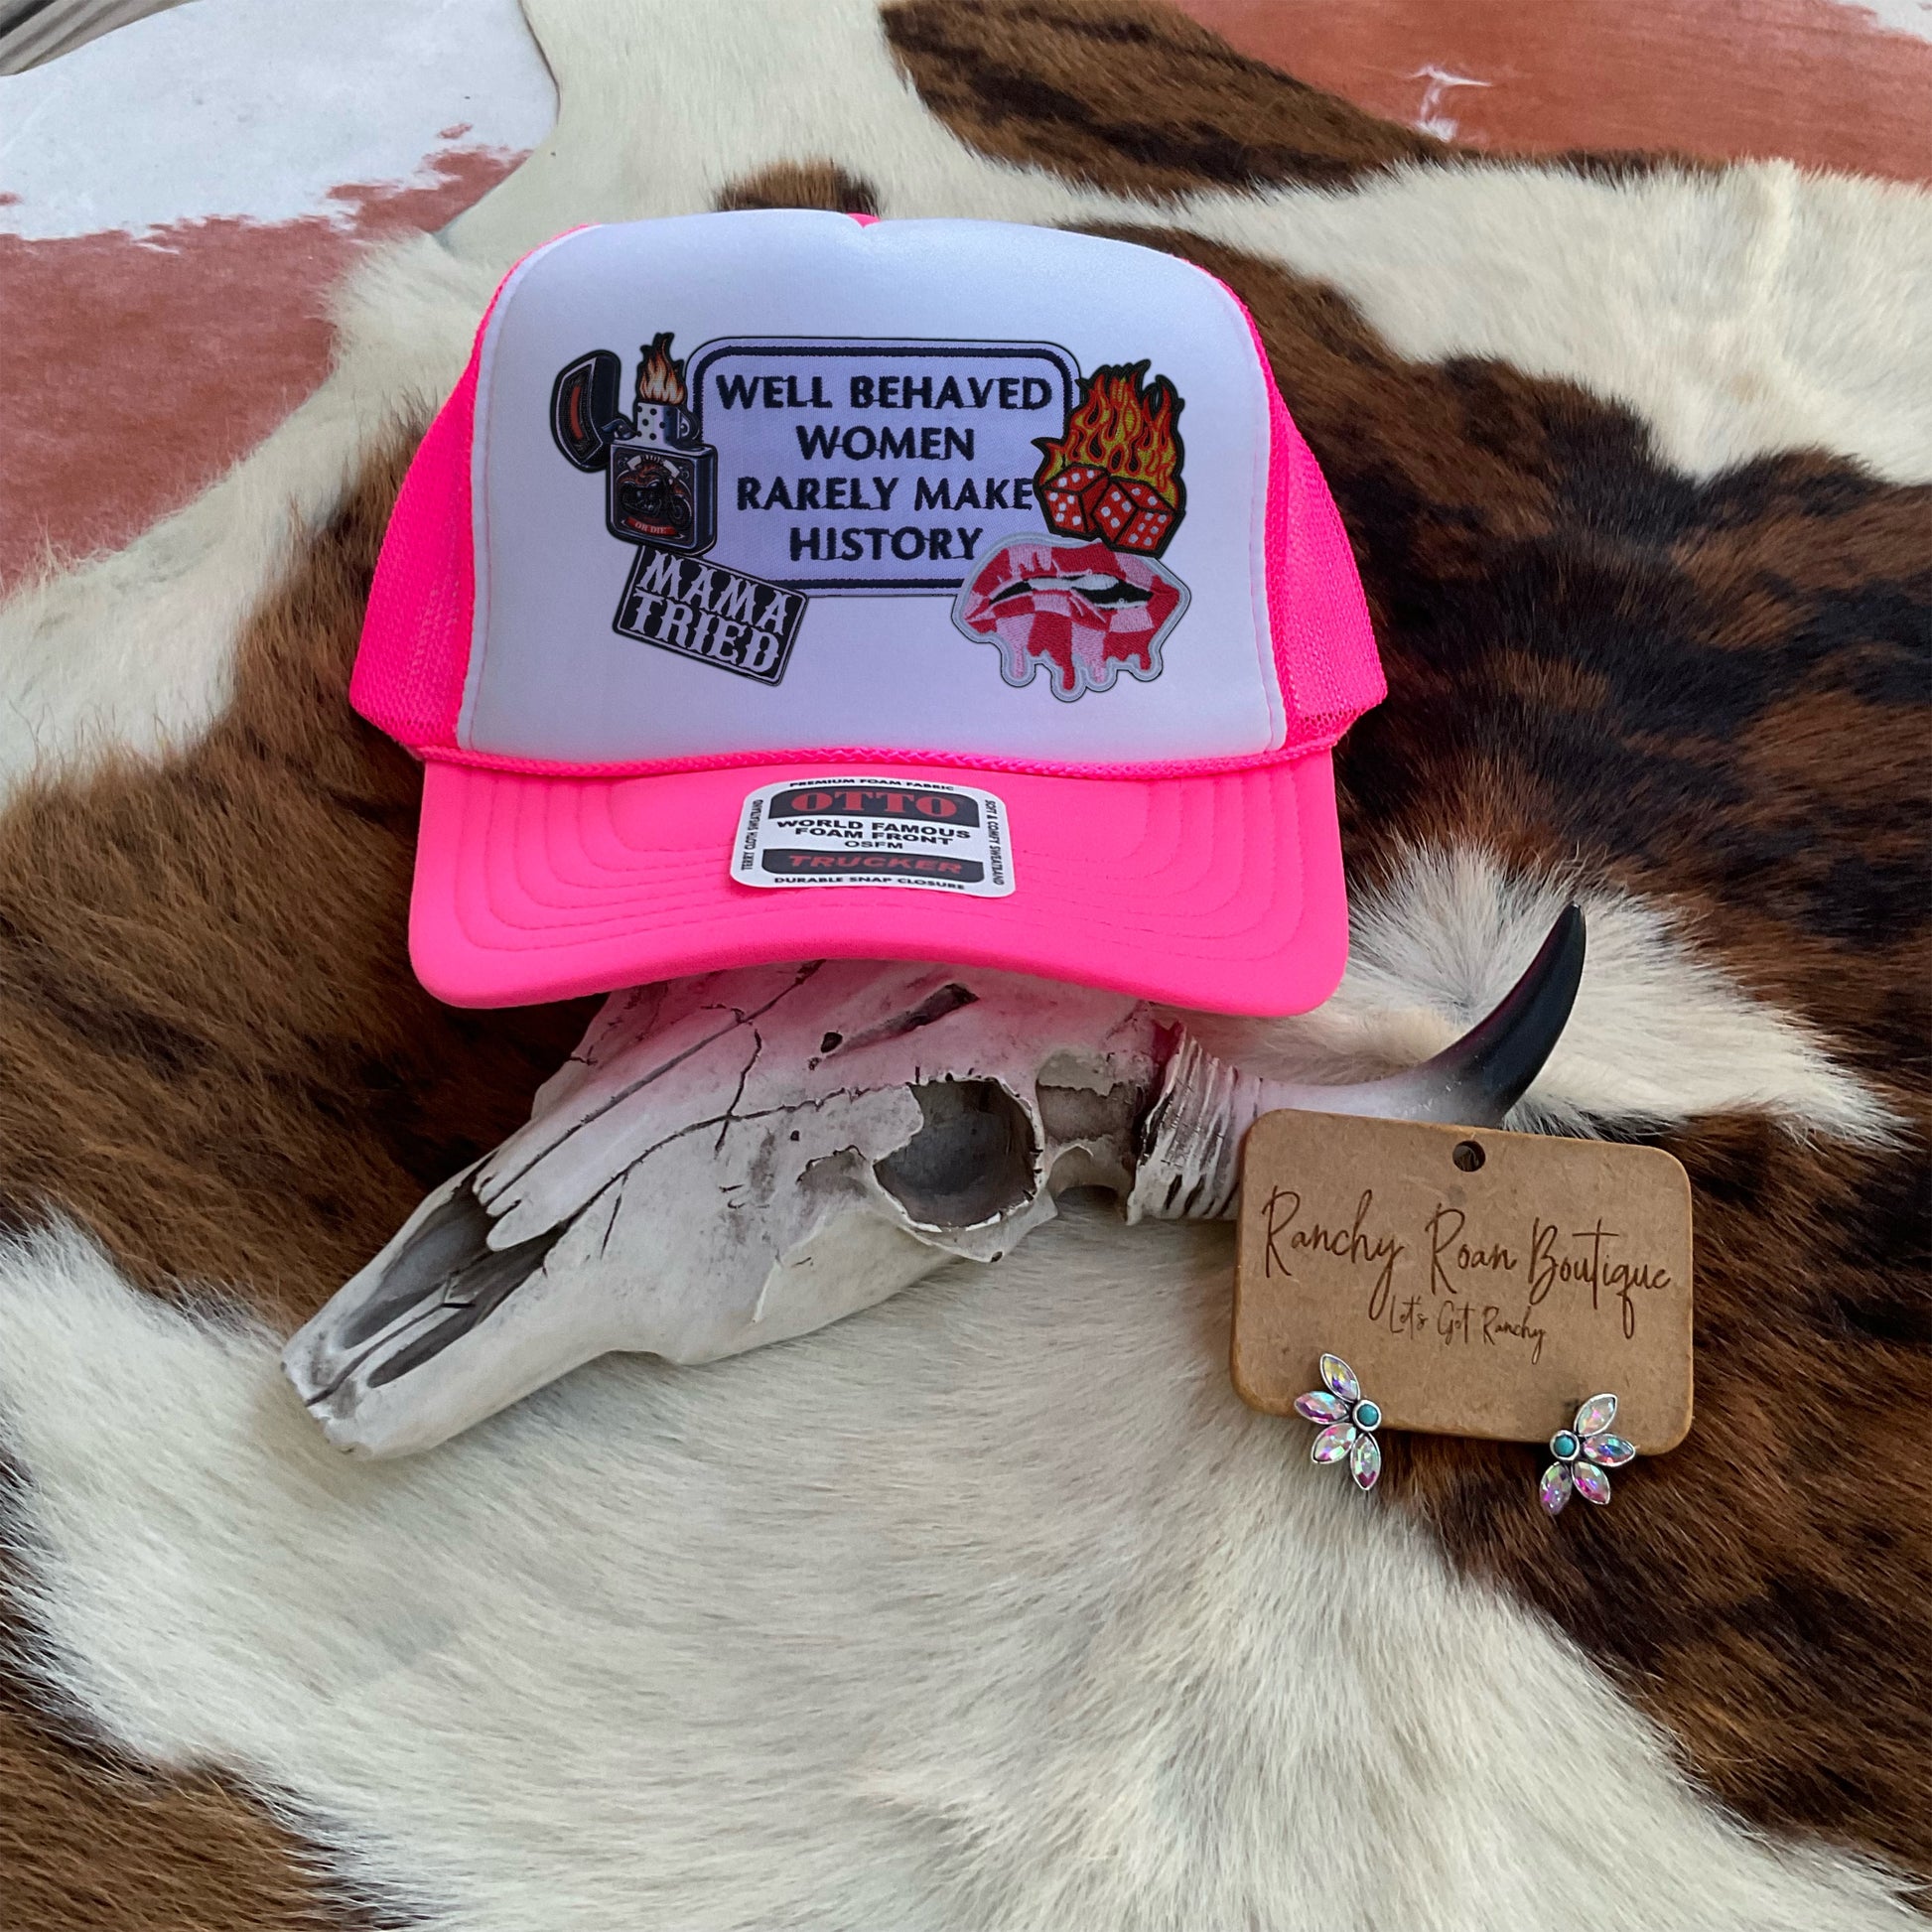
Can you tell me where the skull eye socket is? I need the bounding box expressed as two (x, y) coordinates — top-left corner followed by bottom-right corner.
(873, 1078), (1039, 1231)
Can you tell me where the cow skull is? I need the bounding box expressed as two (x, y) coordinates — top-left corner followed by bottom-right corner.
(285, 909), (1585, 1456)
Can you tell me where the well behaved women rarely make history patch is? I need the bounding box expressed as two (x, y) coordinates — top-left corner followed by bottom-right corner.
(732, 778), (1015, 896)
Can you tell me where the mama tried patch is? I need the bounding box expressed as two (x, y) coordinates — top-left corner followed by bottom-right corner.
(732, 778), (1014, 896)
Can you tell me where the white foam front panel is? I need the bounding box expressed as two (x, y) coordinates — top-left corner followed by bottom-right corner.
(463, 212), (1283, 766)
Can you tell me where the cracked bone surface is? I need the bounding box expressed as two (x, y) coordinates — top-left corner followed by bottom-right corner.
(285, 910), (1584, 1456)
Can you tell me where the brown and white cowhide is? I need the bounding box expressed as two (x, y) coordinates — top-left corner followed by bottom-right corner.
(1, 2), (1927, 1927)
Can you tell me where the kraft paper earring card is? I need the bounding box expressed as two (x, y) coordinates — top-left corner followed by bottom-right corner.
(1233, 1113), (1694, 1453)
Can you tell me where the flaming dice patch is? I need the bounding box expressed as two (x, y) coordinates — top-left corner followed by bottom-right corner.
(1033, 362), (1185, 558)
(952, 359), (1191, 700)
(953, 535), (1189, 702)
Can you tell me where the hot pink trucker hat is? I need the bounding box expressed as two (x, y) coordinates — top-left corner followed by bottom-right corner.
(352, 211), (1385, 1015)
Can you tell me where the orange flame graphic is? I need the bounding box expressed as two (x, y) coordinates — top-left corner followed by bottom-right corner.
(634, 332), (688, 408)
(1035, 362), (1182, 498)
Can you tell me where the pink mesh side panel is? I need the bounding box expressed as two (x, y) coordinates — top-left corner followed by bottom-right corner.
(347, 229), (596, 751)
(1234, 300), (1386, 756)
(348, 353), (481, 752)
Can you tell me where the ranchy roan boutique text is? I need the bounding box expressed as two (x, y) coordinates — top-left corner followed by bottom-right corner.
(712, 368), (1060, 565)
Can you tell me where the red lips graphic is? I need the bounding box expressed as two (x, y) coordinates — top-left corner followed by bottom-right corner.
(952, 535), (1188, 701)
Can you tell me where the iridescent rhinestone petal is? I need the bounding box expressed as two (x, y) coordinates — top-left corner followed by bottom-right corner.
(1584, 1433), (1636, 1467)
(1350, 1431), (1383, 1491)
(1320, 1354), (1361, 1403)
(1574, 1393), (1618, 1438)
(1296, 1391), (1350, 1425)
(1311, 1423), (1359, 1464)
(1573, 1460), (1613, 1506)
(1540, 1462), (1574, 1515)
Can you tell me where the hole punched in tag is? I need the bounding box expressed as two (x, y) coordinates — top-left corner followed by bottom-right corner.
(1231, 1112), (1696, 1452)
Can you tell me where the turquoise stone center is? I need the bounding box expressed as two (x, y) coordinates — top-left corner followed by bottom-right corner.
(1551, 1430), (1580, 1460)
(1354, 1400), (1382, 1431)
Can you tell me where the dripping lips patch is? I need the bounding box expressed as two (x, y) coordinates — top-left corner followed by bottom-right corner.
(951, 534), (1190, 701)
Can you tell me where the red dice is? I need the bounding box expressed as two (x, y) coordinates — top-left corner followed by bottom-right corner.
(1092, 478), (1174, 554)
(1040, 464), (1110, 538)
(1040, 465), (1177, 554)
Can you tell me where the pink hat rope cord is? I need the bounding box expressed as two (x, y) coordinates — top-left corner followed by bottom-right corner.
(353, 212), (1385, 1015)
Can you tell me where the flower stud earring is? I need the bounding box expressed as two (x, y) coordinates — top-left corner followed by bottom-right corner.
(1295, 1353), (1383, 1491)
(1540, 1394), (1637, 1514)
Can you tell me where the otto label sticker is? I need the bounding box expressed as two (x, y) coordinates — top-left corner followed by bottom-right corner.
(732, 778), (1015, 896)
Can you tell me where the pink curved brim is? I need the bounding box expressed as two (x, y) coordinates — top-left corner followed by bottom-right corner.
(409, 755), (1350, 1016)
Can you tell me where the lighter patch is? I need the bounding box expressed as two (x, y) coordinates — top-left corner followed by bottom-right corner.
(0, 1222), (1918, 1931)
(5, 0), (1932, 791)
(1178, 160), (1932, 484)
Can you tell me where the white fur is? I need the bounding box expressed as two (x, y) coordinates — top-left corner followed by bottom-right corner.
(1182, 160), (1932, 483)
(5, 0), (1931, 787)
(1832, 0), (1932, 44)
(1197, 846), (1900, 1143)
(0, 1222), (1916, 1931)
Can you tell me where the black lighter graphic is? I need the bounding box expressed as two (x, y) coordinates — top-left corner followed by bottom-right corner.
(551, 333), (719, 555)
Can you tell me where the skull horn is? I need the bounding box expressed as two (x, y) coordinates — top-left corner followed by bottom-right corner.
(1127, 905), (1587, 1221)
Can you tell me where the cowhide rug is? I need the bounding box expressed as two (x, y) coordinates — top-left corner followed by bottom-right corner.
(1, 3), (1927, 1927)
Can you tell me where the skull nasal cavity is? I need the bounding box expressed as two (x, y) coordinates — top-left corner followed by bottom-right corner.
(873, 1078), (1039, 1230)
